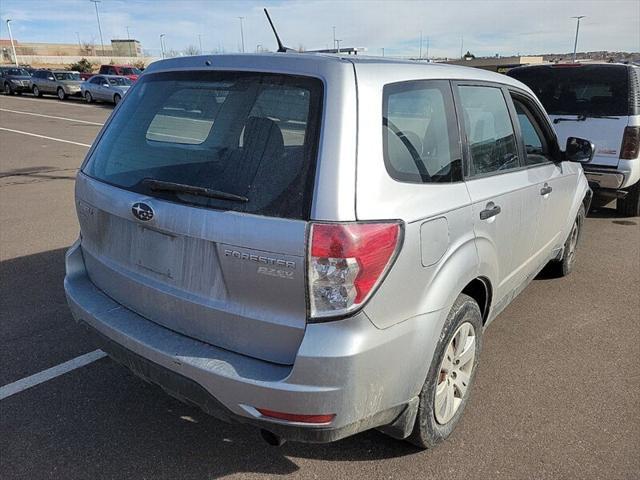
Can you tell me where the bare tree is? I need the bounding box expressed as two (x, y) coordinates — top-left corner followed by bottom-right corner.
(183, 44), (200, 56)
(165, 49), (180, 59)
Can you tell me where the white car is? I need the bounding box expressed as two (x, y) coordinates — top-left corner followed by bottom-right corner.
(81, 74), (132, 105)
(509, 63), (640, 216)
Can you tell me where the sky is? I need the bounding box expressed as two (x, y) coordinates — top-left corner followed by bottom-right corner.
(0, 0), (638, 58)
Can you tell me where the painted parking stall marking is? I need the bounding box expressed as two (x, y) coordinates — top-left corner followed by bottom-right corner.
(0, 127), (91, 147)
(0, 108), (104, 126)
(0, 350), (107, 400)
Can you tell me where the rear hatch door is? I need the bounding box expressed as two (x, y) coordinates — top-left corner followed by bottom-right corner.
(78, 70), (323, 364)
(509, 64), (631, 167)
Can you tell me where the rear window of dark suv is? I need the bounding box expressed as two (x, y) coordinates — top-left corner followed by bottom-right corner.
(83, 71), (323, 220)
(508, 64), (630, 117)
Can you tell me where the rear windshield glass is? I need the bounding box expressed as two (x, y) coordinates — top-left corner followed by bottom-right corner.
(509, 65), (628, 116)
(83, 71), (323, 220)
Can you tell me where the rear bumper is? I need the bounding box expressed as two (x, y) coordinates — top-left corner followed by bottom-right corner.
(64, 240), (437, 443)
(584, 160), (640, 193)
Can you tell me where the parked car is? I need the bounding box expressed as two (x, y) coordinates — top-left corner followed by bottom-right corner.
(80, 64), (143, 82)
(81, 74), (132, 104)
(508, 63), (640, 216)
(31, 70), (83, 100)
(65, 54), (592, 448)
(0, 66), (32, 95)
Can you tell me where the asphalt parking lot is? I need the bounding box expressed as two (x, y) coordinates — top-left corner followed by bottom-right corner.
(0, 93), (638, 480)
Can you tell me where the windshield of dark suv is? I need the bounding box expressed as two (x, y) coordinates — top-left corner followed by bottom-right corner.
(7, 68), (30, 76)
(509, 65), (629, 117)
(83, 70), (323, 220)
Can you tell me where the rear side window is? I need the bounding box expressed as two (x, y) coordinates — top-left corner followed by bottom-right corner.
(383, 80), (462, 183)
(458, 85), (520, 176)
(509, 65), (629, 116)
(83, 71), (323, 220)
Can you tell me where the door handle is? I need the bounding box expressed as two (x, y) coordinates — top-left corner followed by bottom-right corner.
(479, 202), (501, 220)
(540, 184), (553, 196)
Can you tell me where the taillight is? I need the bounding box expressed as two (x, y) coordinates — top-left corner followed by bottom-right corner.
(620, 126), (640, 160)
(308, 222), (402, 319)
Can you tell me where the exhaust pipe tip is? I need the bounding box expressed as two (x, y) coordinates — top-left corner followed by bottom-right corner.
(260, 429), (286, 446)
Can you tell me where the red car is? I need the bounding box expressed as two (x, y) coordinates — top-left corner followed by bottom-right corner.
(80, 65), (143, 82)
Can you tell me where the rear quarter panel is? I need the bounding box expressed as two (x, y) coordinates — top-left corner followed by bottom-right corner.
(352, 62), (482, 330)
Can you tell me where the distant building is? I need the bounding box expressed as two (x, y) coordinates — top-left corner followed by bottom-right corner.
(442, 55), (545, 73)
(110, 39), (142, 57)
(0, 38), (143, 59)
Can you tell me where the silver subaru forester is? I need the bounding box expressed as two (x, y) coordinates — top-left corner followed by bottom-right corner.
(64, 53), (592, 448)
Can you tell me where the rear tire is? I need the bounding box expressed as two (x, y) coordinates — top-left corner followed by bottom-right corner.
(85, 91), (93, 103)
(554, 204), (585, 277)
(616, 182), (640, 217)
(113, 93), (121, 105)
(4, 82), (13, 95)
(33, 85), (42, 97)
(407, 293), (483, 449)
(57, 87), (67, 101)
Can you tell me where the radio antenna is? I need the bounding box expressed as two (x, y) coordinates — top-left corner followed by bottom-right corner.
(264, 8), (292, 52)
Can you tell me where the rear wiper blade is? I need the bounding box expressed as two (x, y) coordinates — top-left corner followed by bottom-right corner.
(581, 114), (619, 120)
(142, 179), (248, 203)
(553, 115), (587, 124)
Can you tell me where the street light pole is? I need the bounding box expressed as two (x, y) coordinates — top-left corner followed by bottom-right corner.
(198, 34), (203, 54)
(126, 26), (133, 56)
(332, 26), (336, 51)
(571, 16), (585, 63)
(238, 17), (245, 53)
(6, 19), (18, 66)
(160, 34), (166, 59)
(419, 30), (423, 59)
(89, 0), (105, 56)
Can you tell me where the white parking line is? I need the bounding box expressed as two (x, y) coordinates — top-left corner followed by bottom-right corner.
(0, 95), (97, 109)
(0, 108), (104, 126)
(0, 350), (107, 400)
(0, 127), (91, 147)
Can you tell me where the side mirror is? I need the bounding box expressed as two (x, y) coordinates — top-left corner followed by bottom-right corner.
(564, 137), (594, 163)
(47, 76), (55, 80)
(103, 83), (110, 87)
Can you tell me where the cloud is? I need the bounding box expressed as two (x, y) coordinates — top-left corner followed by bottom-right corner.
(1, 0), (638, 57)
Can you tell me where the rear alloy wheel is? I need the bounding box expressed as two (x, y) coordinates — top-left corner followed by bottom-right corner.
(407, 293), (482, 449)
(57, 87), (67, 101)
(33, 85), (42, 97)
(555, 204), (585, 277)
(113, 93), (121, 105)
(85, 91), (93, 103)
(616, 182), (640, 217)
(4, 82), (13, 95)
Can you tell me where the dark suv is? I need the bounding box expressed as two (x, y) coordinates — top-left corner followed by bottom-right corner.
(0, 66), (32, 95)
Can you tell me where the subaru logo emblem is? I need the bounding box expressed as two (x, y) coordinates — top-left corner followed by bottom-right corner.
(132, 202), (154, 221)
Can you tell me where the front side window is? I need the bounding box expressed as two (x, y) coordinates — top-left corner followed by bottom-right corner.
(512, 99), (550, 165)
(83, 71), (323, 220)
(383, 80), (462, 183)
(458, 85), (520, 176)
